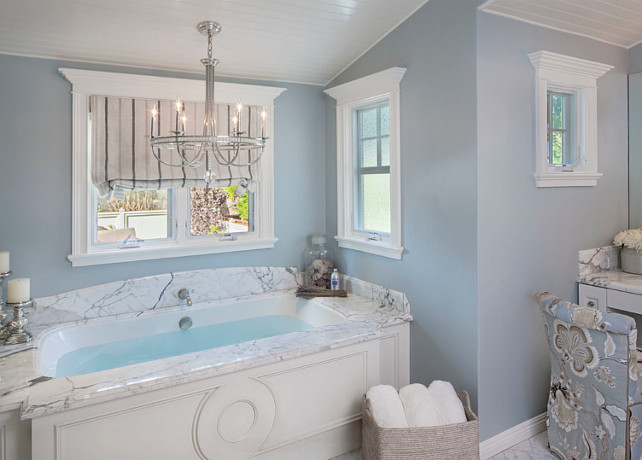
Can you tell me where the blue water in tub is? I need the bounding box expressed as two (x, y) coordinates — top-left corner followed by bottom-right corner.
(55, 315), (314, 377)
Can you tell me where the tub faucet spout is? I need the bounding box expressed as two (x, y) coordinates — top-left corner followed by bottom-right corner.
(178, 288), (192, 307)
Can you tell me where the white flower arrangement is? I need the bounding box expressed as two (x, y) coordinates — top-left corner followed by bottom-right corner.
(613, 228), (642, 252)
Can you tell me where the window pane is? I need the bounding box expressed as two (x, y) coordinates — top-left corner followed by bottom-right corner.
(96, 190), (169, 242)
(550, 131), (563, 165)
(190, 186), (251, 236)
(551, 95), (564, 130)
(380, 105), (390, 136)
(381, 137), (390, 166)
(361, 139), (378, 167)
(361, 173), (390, 233)
(359, 108), (378, 138)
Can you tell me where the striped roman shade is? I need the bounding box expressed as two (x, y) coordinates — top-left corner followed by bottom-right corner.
(90, 96), (262, 198)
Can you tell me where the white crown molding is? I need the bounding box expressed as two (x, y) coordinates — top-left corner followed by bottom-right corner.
(528, 51), (613, 81)
(324, 67), (407, 105)
(59, 68), (287, 106)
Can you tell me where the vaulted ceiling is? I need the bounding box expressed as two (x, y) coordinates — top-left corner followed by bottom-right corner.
(0, 0), (430, 86)
(480, 0), (642, 49)
(2, 1), (642, 87)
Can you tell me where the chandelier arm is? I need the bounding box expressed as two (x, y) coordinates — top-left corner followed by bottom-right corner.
(210, 141), (242, 166)
(150, 146), (198, 168)
(227, 148), (265, 167)
(175, 142), (206, 168)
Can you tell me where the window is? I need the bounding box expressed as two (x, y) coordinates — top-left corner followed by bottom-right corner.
(529, 51), (612, 187)
(547, 91), (575, 167)
(61, 68), (285, 266)
(325, 67), (405, 259)
(355, 103), (391, 234)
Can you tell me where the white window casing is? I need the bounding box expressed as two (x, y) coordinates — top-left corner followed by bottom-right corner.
(528, 51), (612, 188)
(60, 68), (286, 266)
(325, 67), (405, 259)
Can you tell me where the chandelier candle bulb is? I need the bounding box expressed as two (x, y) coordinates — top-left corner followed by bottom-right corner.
(261, 111), (266, 137)
(7, 278), (29, 304)
(150, 108), (157, 137)
(0, 252), (8, 273)
(175, 98), (182, 132)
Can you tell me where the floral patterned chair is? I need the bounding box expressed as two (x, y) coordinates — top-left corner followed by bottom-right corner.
(536, 292), (642, 460)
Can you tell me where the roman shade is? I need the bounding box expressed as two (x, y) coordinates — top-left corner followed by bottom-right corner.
(91, 96), (262, 198)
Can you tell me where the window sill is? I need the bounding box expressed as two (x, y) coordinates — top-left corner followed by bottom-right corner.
(68, 238), (278, 267)
(335, 236), (403, 260)
(534, 172), (602, 188)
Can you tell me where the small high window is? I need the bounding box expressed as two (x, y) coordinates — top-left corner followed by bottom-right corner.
(547, 91), (575, 167)
(529, 51), (612, 188)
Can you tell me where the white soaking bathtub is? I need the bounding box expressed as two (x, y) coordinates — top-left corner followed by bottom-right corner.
(0, 268), (411, 460)
(38, 294), (346, 377)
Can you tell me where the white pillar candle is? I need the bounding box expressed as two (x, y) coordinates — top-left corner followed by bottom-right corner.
(7, 278), (30, 303)
(0, 252), (8, 273)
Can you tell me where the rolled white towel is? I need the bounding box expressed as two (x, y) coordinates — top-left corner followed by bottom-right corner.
(427, 380), (467, 425)
(399, 383), (440, 427)
(366, 385), (409, 428)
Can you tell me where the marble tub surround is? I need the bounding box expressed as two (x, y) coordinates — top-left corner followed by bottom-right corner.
(0, 268), (412, 420)
(578, 246), (619, 278)
(27, 266), (298, 327)
(340, 274), (410, 314)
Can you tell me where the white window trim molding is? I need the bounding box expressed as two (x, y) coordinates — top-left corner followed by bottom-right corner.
(60, 68), (286, 267)
(528, 51), (612, 188)
(325, 67), (405, 259)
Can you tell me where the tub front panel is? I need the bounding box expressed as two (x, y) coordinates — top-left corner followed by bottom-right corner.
(31, 337), (384, 460)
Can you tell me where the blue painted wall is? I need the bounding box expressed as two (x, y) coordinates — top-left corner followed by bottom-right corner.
(477, 12), (628, 440)
(325, 0), (480, 414)
(0, 54), (327, 297)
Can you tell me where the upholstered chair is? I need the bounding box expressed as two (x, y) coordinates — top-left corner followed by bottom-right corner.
(535, 292), (642, 459)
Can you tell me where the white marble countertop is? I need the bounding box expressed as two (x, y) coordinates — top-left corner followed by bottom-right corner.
(578, 269), (642, 295)
(0, 289), (412, 420)
(578, 246), (642, 295)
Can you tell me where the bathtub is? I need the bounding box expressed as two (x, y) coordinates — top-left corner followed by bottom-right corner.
(39, 294), (346, 377)
(0, 268), (411, 460)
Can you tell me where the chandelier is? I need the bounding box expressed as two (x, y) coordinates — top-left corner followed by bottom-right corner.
(149, 21), (267, 177)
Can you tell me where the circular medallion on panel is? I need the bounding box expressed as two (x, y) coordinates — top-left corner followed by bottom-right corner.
(193, 378), (276, 459)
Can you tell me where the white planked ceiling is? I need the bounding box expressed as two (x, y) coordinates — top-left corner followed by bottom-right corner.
(480, 0), (642, 49)
(0, 0), (430, 86)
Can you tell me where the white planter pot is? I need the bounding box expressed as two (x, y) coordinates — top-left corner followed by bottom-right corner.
(621, 247), (642, 275)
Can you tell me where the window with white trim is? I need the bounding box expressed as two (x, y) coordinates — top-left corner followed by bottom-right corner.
(60, 68), (285, 266)
(528, 51), (612, 188)
(325, 67), (405, 259)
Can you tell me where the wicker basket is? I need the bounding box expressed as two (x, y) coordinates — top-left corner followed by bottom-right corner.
(362, 390), (479, 460)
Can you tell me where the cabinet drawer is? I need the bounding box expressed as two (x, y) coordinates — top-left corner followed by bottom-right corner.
(578, 284), (607, 312)
(607, 289), (642, 315)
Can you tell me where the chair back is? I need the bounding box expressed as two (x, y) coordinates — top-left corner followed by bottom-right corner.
(535, 292), (637, 459)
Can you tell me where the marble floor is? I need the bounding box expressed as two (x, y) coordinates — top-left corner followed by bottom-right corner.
(331, 430), (556, 459)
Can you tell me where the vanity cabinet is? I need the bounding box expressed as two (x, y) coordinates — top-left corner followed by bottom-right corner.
(578, 283), (642, 315)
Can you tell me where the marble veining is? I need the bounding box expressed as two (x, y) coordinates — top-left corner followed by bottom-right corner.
(577, 246), (642, 295)
(578, 246), (619, 278)
(0, 267), (412, 420)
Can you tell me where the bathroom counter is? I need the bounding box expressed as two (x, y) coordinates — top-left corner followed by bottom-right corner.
(0, 268), (412, 420)
(578, 246), (642, 294)
(579, 269), (642, 295)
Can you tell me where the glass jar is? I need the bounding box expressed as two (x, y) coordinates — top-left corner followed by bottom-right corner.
(304, 234), (333, 288)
